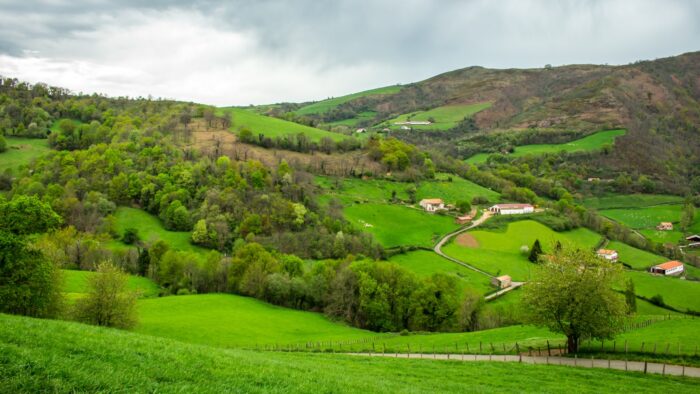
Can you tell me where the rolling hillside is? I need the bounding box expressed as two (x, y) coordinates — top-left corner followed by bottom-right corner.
(296, 85), (402, 116)
(221, 107), (350, 142)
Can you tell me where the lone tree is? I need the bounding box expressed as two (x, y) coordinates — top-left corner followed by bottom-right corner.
(74, 262), (138, 328)
(528, 239), (543, 263)
(522, 247), (625, 353)
(624, 279), (637, 314)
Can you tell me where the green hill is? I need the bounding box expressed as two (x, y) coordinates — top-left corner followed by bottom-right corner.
(296, 85), (402, 116)
(385, 102), (492, 131)
(222, 107), (349, 142)
(3, 314), (700, 393)
(111, 207), (206, 253)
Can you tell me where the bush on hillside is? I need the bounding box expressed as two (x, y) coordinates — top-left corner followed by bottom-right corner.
(74, 262), (138, 329)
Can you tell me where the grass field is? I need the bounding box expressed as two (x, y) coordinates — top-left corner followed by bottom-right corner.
(317, 173), (499, 205)
(385, 102), (492, 131)
(295, 85), (402, 116)
(326, 111), (377, 127)
(344, 203), (458, 248)
(625, 271), (700, 313)
(112, 207), (206, 253)
(607, 241), (667, 270)
(388, 251), (492, 294)
(466, 129), (626, 164)
(62, 269), (160, 298)
(136, 293), (376, 347)
(0, 137), (50, 173)
(220, 107), (349, 142)
(442, 220), (602, 281)
(599, 205), (683, 229)
(583, 194), (684, 210)
(6, 314), (700, 393)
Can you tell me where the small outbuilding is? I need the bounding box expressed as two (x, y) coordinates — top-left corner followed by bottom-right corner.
(649, 260), (684, 276)
(686, 235), (700, 247)
(596, 249), (619, 262)
(419, 198), (445, 212)
(656, 222), (674, 231)
(491, 275), (512, 289)
(455, 214), (473, 225)
(489, 203), (534, 215)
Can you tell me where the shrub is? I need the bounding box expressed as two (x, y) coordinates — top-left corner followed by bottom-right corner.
(122, 228), (140, 245)
(73, 262), (138, 328)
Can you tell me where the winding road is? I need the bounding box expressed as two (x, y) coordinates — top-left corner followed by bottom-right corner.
(433, 210), (524, 300)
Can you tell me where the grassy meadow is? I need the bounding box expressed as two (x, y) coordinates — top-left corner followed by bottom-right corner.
(385, 102), (492, 131)
(607, 241), (667, 270)
(295, 85), (402, 116)
(7, 314), (700, 394)
(221, 107), (348, 142)
(112, 207), (206, 253)
(388, 250), (492, 294)
(62, 269), (160, 299)
(583, 194), (684, 210)
(599, 205), (683, 229)
(0, 137), (50, 173)
(442, 220), (602, 281)
(625, 271), (700, 313)
(344, 203), (458, 248)
(135, 293), (377, 347)
(466, 129), (626, 163)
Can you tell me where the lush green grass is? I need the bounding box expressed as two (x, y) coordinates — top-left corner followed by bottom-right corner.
(385, 102), (492, 131)
(326, 111), (377, 127)
(388, 251), (492, 294)
(583, 194), (684, 210)
(113, 207), (205, 253)
(625, 271), (700, 313)
(599, 205), (683, 229)
(344, 203), (458, 248)
(317, 173), (499, 205)
(0, 137), (50, 173)
(62, 269), (160, 298)
(295, 85), (402, 116)
(607, 241), (667, 270)
(221, 107), (348, 142)
(466, 129), (626, 163)
(136, 294), (377, 347)
(7, 315), (700, 393)
(442, 220), (602, 281)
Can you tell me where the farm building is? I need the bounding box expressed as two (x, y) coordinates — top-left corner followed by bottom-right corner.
(649, 261), (684, 276)
(455, 214), (473, 225)
(394, 121), (432, 126)
(596, 249), (619, 262)
(355, 128), (366, 133)
(686, 235), (700, 247)
(419, 198), (445, 212)
(488, 203), (534, 215)
(656, 222), (674, 231)
(491, 275), (512, 289)
(400, 125), (410, 130)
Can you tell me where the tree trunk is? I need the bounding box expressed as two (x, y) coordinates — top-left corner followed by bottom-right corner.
(567, 335), (579, 354)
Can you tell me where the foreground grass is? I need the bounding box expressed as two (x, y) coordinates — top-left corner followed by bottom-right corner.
(135, 294), (377, 347)
(344, 203), (458, 248)
(112, 207), (206, 253)
(466, 129), (626, 163)
(442, 220), (602, 281)
(0, 137), (50, 173)
(2, 314), (699, 393)
(222, 107), (349, 142)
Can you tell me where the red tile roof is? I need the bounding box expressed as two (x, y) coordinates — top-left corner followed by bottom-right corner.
(654, 261), (684, 271)
(421, 198), (443, 205)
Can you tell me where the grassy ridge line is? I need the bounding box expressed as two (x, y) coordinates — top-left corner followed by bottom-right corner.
(219, 107), (349, 142)
(295, 85), (402, 115)
(466, 129), (626, 164)
(3, 314), (699, 393)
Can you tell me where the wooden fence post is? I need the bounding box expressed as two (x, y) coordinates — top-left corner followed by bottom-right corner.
(547, 340), (551, 357)
(644, 361), (647, 374)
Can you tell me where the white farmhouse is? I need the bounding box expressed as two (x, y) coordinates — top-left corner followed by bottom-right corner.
(649, 261), (684, 276)
(596, 249), (619, 262)
(488, 203), (534, 215)
(419, 198), (445, 212)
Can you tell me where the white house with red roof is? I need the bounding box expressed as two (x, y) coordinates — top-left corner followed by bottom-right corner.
(649, 260), (684, 276)
(419, 198), (445, 212)
(488, 203), (534, 215)
(596, 249), (619, 262)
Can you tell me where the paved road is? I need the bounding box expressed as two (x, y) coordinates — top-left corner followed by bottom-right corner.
(433, 211), (494, 278)
(347, 352), (700, 378)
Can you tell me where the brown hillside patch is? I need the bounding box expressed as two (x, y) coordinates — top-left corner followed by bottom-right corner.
(456, 233), (479, 248)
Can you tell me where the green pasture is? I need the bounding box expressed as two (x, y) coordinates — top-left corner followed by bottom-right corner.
(344, 203), (458, 248)
(326, 111), (378, 127)
(388, 251), (492, 294)
(112, 207), (205, 253)
(385, 102), (491, 131)
(625, 271), (700, 313)
(135, 293), (376, 347)
(62, 269), (160, 299)
(606, 241), (667, 270)
(295, 85), (402, 116)
(599, 205), (682, 229)
(466, 129), (626, 164)
(0, 137), (50, 173)
(220, 107), (348, 142)
(6, 314), (700, 393)
(442, 220), (602, 281)
(583, 194), (684, 210)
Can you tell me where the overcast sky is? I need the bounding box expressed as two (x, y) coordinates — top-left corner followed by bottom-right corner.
(0, 0), (698, 105)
